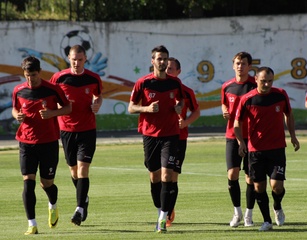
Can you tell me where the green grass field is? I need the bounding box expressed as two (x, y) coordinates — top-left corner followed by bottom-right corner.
(1, 137), (307, 239)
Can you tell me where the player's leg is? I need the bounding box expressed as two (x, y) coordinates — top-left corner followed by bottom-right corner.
(269, 148), (286, 226)
(39, 141), (59, 228)
(249, 151), (273, 231)
(167, 139), (186, 226)
(72, 130), (96, 225)
(226, 139), (243, 227)
(157, 135), (178, 233)
(20, 142), (39, 235)
(242, 145), (255, 227)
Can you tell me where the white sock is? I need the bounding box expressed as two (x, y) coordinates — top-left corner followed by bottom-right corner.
(76, 206), (84, 216)
(245, 208), (253, 218)
(234, 207), (242, 216)
(157, 208), (161, 218)
(49, 202), (57, 210)
(158, 211), (168, 221)
(28, 219), (37, 227)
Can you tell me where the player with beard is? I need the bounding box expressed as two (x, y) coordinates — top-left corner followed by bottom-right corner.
(128, 45), (185, 233)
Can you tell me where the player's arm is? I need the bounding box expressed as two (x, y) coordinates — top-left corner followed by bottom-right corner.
(128, 100), (159, 114)
(284, 111), (300, 151)
(40, 102), (72, 119)
(91, 94), (103, 113)
(234, 119), (247, 157)
(12, 107), (26, 123)
(179, 106), (200, 129)
(221, 103), (230, 120)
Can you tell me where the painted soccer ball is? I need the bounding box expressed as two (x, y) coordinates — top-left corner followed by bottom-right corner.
(60, 30), (94, 60)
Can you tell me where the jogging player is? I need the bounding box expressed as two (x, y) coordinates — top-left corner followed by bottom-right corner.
(128, 45), (185, 233)
(12, 56), (71, 235)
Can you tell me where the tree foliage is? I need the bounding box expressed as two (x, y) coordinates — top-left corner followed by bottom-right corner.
(1, 0), (307, 21)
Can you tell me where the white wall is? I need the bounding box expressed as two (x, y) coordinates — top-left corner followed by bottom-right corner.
(0, 14), (307, 121)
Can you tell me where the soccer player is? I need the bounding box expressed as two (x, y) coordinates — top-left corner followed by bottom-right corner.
(128, 45), (185, 233)
(234, 66), (300, 231)
(165, 57), (200, 227)
(221, 52), (256, 227)
(12, 56), (71, 235)
(50, 45), (103, 226)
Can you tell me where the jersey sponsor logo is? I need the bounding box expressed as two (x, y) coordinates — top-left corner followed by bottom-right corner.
(170, 92), (174, 99)
(275, 105), (280, 112)
(148, 92), (156, 98)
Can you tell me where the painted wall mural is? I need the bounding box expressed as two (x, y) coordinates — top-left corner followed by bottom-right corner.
(0, 15), (307, 133)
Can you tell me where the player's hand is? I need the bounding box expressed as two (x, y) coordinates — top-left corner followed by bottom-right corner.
(174, 102), (182, 114)
(91, 102), (101, 113)
(223, 110), (230, 120)
(148, 101), (159, 113)
(16, 109), (26, 123)
(178, 115), (186, 129)
(291, 137), (300, 151)
(39, 107), (53, 119)
(84, 52), (108, 77)
(238, 142), (247, 157)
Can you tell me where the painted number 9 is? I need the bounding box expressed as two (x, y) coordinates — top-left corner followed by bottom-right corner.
(197, 60), (214, 83)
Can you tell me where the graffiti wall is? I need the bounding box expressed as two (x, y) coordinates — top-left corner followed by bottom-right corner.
(0, 15), (307, 132)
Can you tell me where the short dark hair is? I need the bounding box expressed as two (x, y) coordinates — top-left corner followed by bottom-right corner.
(256, 66), (274, 76)
(69, 44), (86, 56)
(168, 57), (181, 70)
(232, 52), (252, 65)
(21, 56), (41, 72)
(151, 45), (169, 59)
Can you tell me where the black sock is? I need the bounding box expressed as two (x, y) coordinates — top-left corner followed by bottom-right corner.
(246, 183), (255, 209)
(150, 182), (162, 208)
(255, 191), (272, 223)
(161, 181), (172, 212)
(272, 188), (285, 210)
(23, 179), (36, 220)
(77, 178), (89, 208)
(43, 184), (58, 205)
(71, 177), (78, 188)
(168, 182), (178, 218)
(228, 179), (240, 207)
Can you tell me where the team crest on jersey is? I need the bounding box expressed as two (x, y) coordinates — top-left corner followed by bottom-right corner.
(229, 97), (235, 102)
(85, 88), (90, 94)
(275, 105), (280, 112)
(170, 92), (174, 99)
(148, 93), (156, 98)
(22, 102), (26, 108)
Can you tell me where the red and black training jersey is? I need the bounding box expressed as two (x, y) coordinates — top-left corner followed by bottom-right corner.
(221, 75), (256, 139)
(130, 72), (185, 137)
(50, 68), (103, 132)
(12, 80), (70, 144)
(236, 87), (291, 151)
(179, 84), (199, 140)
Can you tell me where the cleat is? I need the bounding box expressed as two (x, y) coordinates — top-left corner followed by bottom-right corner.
(166, 210), (175, 227)
(82, 197), (89, 222)
(49, 208), (59, 228)
(156, 219), (167, 233)
(24, 226), (38, 235)
(274, 209), (285, 226)
(244, 216), (254, 227)
(71, 211), (82, 226)
(229, 214), (243, 227)
(259, 222), (273, 231)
